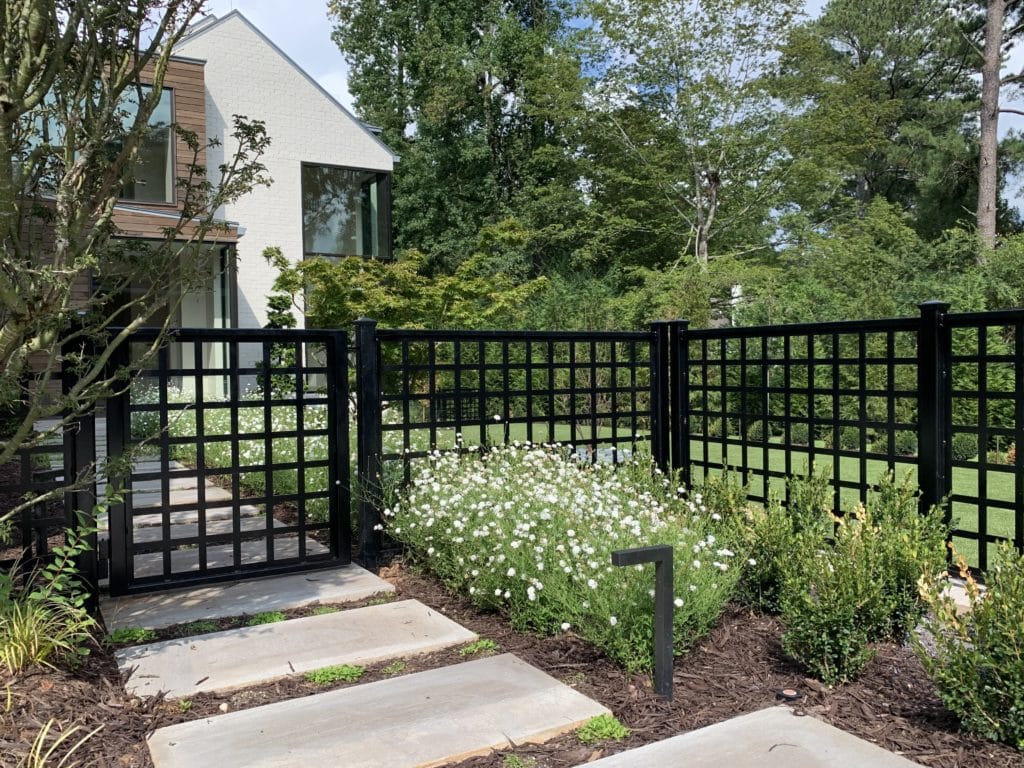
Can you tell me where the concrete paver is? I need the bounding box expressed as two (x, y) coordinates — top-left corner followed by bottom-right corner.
(128, 535), (329, 578)
(101, 565), (394, 631)
(117, 599), (477, 698)
(147, 653), (610, 768)
(577, 707), (922, 768)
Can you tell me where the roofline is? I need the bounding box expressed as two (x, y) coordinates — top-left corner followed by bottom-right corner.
(113, 203), (241, 229)
(169, 53), (206, 65)
(178, 10), (400, 164)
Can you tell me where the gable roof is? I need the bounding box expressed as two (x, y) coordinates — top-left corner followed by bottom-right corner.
(179, 10), (399, 162)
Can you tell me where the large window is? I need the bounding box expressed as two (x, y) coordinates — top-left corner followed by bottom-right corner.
(301, 164), (391, 260)
(120, 86), (174, 204)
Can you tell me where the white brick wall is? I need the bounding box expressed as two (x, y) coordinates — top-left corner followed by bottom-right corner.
(177, 12), (394, 329)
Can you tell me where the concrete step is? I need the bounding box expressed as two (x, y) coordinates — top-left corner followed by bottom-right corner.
(147, 653), (609, 768)
(101, 565), (394, 631)
(577, 707), (922, 768)
(117, 599), (477, 699)
(127, 533), (330, 579)
(122, 513), (280, 544)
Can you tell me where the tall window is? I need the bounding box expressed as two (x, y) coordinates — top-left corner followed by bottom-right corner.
(301, 164), (391, 260)
(120, 86), (174, 204)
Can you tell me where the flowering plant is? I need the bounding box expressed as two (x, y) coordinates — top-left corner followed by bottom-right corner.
(386, 443), (740, 671)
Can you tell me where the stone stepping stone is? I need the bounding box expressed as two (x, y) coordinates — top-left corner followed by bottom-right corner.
(101, 565), (394, 631)
(127, 513), (279, 544)
(128, 533), (330, 579)
(147, 653), (609, 768)
(117, 599), (477, 699)
(577, 707), (922, 768)
(130, 503), (264, 527)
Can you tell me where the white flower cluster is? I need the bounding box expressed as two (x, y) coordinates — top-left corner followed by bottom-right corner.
(386, 442), (740, 671)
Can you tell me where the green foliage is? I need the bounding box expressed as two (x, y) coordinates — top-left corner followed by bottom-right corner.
(246, 611), (286, 626)
(502, 755), (537, 768)
(779, 474), (948, 683)
(182, 620), (220, 635)
(17, 718), (103, 768)
(380, 660), (406, 676)
(177, 699), (192, 714)
(303, 664), (365, 685)
(576, 714), (630, 744)
(105, 627), (156, 646)
(388, 445), (739, 672)
(459, 639), (499, 656)
(951, 433), (978, 462)
(789, 422), (809, 446)
(838, 427), (860, 451)
(893, 431), (918, 457)
(1, 511), (98, 674)
(916, 547), (1024, 750)
(310, 606), (340, 616)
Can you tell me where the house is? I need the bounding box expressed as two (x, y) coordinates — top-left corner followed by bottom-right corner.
(174, 10), (397, 330)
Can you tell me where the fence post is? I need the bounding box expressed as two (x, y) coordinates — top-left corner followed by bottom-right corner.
(104, 337), (131, 596)
(60, 330), (99, 608)
(668, 319), (690, 487)
(650, 322), (671, 473)
(328, 330), (352, 563)
(355, 318), (383, 571)
(917, 300), (952, 521)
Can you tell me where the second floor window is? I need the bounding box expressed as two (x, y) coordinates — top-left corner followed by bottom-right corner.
(301, 164), (391, 260)
(120, 86), (174, 204)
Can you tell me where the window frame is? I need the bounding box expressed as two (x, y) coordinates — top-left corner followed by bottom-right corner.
(119, 84), (176, 207)
(299, 161), (393, 261)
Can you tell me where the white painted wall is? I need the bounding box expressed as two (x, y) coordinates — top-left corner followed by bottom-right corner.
(177, 11), (394, 329)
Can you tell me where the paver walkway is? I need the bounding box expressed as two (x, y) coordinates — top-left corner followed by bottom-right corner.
(104, 568), (926, 768)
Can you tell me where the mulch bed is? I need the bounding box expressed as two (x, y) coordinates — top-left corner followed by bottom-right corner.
(0, 556), (1022, 766)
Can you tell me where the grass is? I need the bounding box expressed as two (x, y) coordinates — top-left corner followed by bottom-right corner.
(380, 660), (406, 676)
(576, 714), (630, 744)
(690, 437), (1020, 569)
(105, 627), (156, 645)
(459, 639), (499, 656)
(246, 611), (286, 626)
(303, 664), (364, 685)
(182, 620), (220, 635)
(310, 605), (340, 616)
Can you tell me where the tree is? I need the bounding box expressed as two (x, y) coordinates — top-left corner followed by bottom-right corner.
(775, 0), (980, 239)
(585, 0), (800, 268)
(0, 1), (270, 524)
(330, 0), (590, 273)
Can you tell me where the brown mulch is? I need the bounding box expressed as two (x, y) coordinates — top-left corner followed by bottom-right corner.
(0, 556), (1022, 766)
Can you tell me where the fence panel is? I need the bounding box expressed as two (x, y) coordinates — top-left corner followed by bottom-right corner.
(105, 327), (350, 595)
(946, 310), (1024, 571)
(681, 317), (921, 514)
(373, 328), (657, 475)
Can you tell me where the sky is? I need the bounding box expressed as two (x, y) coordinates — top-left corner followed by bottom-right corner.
(203, 0), (355, 110)
(202, 0), (1024, 208)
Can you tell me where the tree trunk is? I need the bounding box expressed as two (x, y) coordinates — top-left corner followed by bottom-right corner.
(977, 0), (1005, 257)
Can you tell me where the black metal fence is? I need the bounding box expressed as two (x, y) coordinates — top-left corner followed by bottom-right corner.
(352, 318), (667, 566)
(4, 302), (1024, 592)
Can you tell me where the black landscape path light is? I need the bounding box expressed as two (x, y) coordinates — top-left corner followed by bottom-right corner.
(611, 544), (674, 700)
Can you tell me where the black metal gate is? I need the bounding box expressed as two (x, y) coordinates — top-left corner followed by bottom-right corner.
(103, 328), (351, 596)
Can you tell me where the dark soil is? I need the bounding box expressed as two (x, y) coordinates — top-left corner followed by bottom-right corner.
(0, 558), (1022, 767)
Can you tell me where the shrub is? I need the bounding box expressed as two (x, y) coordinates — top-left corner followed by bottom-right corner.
(951, 433), (977, 462)
(1008, 443), (1017, 465)
(916, 547), (1024, 750)
(788, 422), (809, 446)
(745, 421), (764, 443)
(838, 427), (860, 451)
(0, 513), (97, 675)
(387, 445), (740, 672)
(778, 473), (947, 683)
(893, 430), (917, 456)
